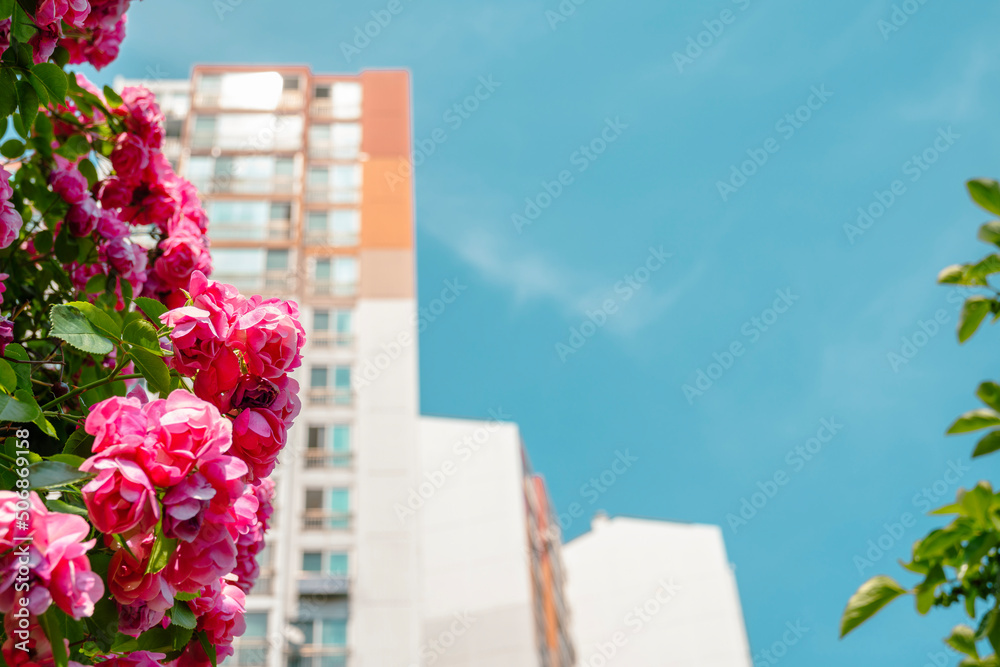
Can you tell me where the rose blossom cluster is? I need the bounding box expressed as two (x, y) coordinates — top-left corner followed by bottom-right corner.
(76, 389), (270, 664)
(164, 270), (305, 481)
(0, 492), (104, 667)
(45, 80), (211, 309)
(18, 0), (140, 69)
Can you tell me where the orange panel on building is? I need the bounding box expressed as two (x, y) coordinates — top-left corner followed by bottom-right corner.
(361, 70), (410, 157)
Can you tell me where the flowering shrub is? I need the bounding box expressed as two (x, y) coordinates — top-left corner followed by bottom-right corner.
(0, 3), (304, 667)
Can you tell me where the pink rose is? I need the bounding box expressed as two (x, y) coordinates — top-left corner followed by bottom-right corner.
(118, 86), (165, 147)
(84, 395), (146, 455)
(139, 390), (233, 487)
(108, 544), (173, 611)
(153, 233), (212, 290)
(0, 199), (22, 249)
(199, 582), (246, 645)
(99, 651), (167, 667)
(117, 602), (166, 638)
(80, 458), (160, 535)
(164, 522), (237, 593)
(66, 197), (100, 236)
(162, 304), (232, 375)
(49, 164), (90, 205)
(97, 209), (130, 241)
(111, 133), (149, 181)
(0, 20), (11, 59)
(98, 177), (134, 209)
(231, 408), (286, 480)
(231, 302), (305, 380)
(162, 472), (216, 542)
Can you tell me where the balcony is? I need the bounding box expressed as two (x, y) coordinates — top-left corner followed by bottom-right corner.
(302, 510), (350, 531)
(309, 98), (360, 119)
(303, 450), (352, 469)
(190, 132), (302, 152)
(249, 570), (274, 596)
(288, 647), (348, 667)
(307, 143), (359, 161)
(193, 89), (305, 111)
(212, 271), (294, 296)
(211, 219), (292, 241)
(308, 282), (356, 298)
(190, 176), (297, 196)
(306, 388), (352, 406)
(309, 331), (353, 349)
(304, 230), (358, 247)
(296, 574), (349, 596)
(305, 186), (359, 204)
(230, 640), (270, 667)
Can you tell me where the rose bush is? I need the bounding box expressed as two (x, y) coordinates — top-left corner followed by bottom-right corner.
(0, 3), (304, 667)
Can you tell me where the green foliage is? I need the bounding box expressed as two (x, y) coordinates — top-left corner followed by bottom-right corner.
(841, 179), (1000, 662)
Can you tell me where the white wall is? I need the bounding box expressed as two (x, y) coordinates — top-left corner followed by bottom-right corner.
(416, 417), (541, 667)
(563, 516), (752, 667)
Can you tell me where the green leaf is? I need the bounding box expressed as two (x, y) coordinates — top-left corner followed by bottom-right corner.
(129, 347), (171, 396)
(0, 138), (24, 159)
(947, 625), (979, 659)
(959, 296), (992, 343)
(48, 304), (114, 355)
(973, 431), (1000, 458)
(62, 428), (94, 457)
(197, 630), (218, 667)
(65, 134), (90, 156)
(30, 63), (68, 104)
(0, 358), (16, 393)
(147, 528), (176, 574)
(174, 591), (200, 601)
(123, 319), (163, 356)
(83, 273), (106, 295)
(54, 228), (77, 263)
(0, 68), (17, 118)
(3, 344), (31, 390)
(134, 626), (173, 653)
(16, 390), (56, 437)
(840, 575), (907, 638)
(134, 296), (170, 326)
(102, 85), (122, 107)
(65, 300), (122, 340)
(28, 460), (92, 489)
(947, 409), (1000, 435)
(938, 264), (967, 284)
(980, 221), (1000, 246)
(169, 602), (197, 630)
(38, 608), (68, 667)
(16, 79), (37, 131)
(976, 382), (1000, 411)
(34, 229), (53, 255)
(45, 497), (89, 517)
(0, 392), (41, 422)
(78, 158), (98, 187)
(969, 179), (1000, 216)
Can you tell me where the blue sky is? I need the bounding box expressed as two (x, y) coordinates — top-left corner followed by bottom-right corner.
(94, 0), (1000, 663)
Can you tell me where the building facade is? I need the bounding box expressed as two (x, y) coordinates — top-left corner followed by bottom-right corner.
(563, 515), (753, 667)
(121, 66), (573, 667)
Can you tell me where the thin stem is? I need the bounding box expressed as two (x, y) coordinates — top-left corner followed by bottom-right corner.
(40, 368), (142, 411)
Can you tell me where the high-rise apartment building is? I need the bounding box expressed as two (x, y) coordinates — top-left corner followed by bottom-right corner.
(120, 66), (574, 667)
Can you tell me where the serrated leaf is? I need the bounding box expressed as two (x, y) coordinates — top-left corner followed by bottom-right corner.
(62, 428), (94, 457)
(28, 460), (91, 489)
(123, 319), (163, 356)
(969, 179), (1000, 217)
(0, 392), (41, 422)
(3, 344), (31, 390)
(16, 79), (37, 131)
(30, 63), (68, 104)
(948, 409), (1000, 435)
(959, 297), (992, 343)
(65, 300), (122, 340)
(174, 591), (200, 601)
(134, 296), (170, 326)
(840, 575), (907, 638)
(0, 358), (16, 393)
(169, 602), (197, 630)
(48, 304), (114, 355)
(129, 346), (170, 396)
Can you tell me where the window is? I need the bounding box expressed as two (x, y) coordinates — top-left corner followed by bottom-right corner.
(205, 201), (270, 239)
(235, 612), (269, 666)
(312, 309), (352, 347)
(306, 211), (328, 244)
(302, 551), (348, 576)
(305, 425), (351, 468)
(312, 257), (358, 297)
(191, 115), (216, 148)
(313, 310), (330, 333)
(165, 118), (183, 139)
(283, 75), (300, 91)
(332, 124), (361, 159)
(332, 82), (362, 118)
(331, 165), (361, 203)
(252, 544), (273, 595)
(314, 85), (331, 99)
(304, 488), (350, 530)
(275, 157), (295, 178)
(290, 617), (348, 667)
(327, 553), (349, 576)
(270, 202), (292, 220)
(330, 210), (360, 246)
(302, 552), (323, 573)
(310, 366), (328, 393)
(196, 74), (222, 95)
(266, 249), (289, 272)
(308, 366), (351, 405)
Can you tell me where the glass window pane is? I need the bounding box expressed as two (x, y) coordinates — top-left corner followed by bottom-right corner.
(302, 552), (322, 572)
(328, 489), (349, 513)
(305, 489), (323, 509)
(320, 656), (346, 667)
(275, 157), (295, 176)
(332, 124), (361, 159)
(270, 202), (291, 220)
(212, 249), (264, 276)
(187, 156), (213, 180)
(265, 250), (289, 271)
(315, 259), (331, 281)
(194, 115), (216, 132)
(310, 124), (332, 141)
(333, 367), (350, 389)
(310, 367), (328, 388)
(307, 211), (328, 231)
(244, 612), (268, 638)
(331, 426), (350, 453)
(219, 72), (283, 110)
(307, 426), (323, 449)
(320, 619), (347, 647)
(314, 85), (331, 99)
(333, 258), (357, 286)
(332, 82), (362, 119)
(197, 75), (221, 94)
(313, 310), (330, 331)
(309, 168), (329, 185)
(334, 311), (351, 334)
(327, 553), (348, 576)
(292, 621), (314, 646)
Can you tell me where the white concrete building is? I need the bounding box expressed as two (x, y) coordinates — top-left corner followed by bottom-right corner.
(563, 515), (753, 667)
